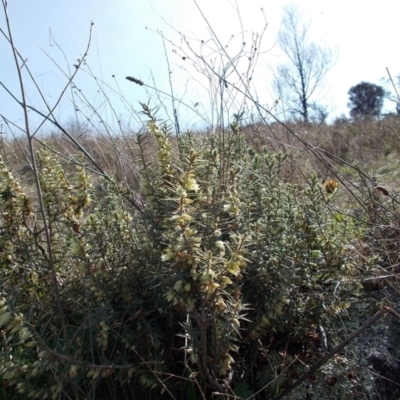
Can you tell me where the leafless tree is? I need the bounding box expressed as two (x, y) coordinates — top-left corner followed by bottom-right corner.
(274, 5), (336, 123)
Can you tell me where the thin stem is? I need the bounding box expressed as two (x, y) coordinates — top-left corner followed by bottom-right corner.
(2, 0), (70, 351)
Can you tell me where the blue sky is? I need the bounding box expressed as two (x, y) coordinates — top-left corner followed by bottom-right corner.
(1, 0), (399, 136)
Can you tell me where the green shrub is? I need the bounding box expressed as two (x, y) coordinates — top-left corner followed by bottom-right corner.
(0, 107), (371, 399)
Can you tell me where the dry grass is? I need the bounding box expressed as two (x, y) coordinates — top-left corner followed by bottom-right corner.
(3, 114), (400, 220)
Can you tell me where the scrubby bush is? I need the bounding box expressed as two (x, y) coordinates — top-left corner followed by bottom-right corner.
(0, 106), (374, 399)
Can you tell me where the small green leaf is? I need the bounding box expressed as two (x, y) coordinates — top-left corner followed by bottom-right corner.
(233, 381), (254, 399)
(334, 212), (343, 223)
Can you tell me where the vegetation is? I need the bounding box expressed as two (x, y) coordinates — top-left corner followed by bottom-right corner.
(2, 109), (400, 399)
(1, 1), (400, 399)
(273, 4), (336, 123)
(383, 71), (400, 114)
(348, 82), (385, 120)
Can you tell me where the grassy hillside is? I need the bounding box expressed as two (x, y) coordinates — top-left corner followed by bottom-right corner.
(1, 109), (400, 399)
(1, 2), (400, 397)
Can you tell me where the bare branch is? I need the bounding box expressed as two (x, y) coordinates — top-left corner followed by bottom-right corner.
(274, 5), (336, 123)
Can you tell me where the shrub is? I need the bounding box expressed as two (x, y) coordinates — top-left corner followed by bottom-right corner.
(0, 107), (374, 399)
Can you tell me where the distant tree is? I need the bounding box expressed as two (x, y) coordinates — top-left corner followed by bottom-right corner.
(347, 82), (385, 119)
(309, 103), (329, 124)
(273, 5), (336, 123)
(383, 73), (400, 115)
